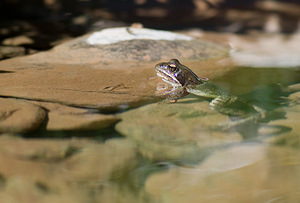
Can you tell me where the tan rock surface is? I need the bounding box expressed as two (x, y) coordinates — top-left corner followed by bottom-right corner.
(0, 61), (157, 110)
(0, 28), (230, 113)
(0, 58), (233, 112)
(0, 98), (46, 133)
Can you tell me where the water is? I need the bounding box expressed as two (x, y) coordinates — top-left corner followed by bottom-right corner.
(15, 66), (300, 202)
(114, 66), (300, 203)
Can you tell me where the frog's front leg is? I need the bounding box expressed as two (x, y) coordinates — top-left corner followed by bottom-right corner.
(155, 83), (188, 103)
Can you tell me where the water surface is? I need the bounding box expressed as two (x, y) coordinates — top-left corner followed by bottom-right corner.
(22, 66), (300, 202)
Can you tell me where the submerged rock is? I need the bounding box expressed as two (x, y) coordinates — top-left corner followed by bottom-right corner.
(0, 135), (81, 161)
(0, 135), (148, 202)
(116, 97), (243, 162)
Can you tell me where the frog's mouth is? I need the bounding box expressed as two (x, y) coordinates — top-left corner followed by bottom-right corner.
(155, 67), (181, 87)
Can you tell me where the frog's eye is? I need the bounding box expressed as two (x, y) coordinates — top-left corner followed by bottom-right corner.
(168, 64), (178, 72)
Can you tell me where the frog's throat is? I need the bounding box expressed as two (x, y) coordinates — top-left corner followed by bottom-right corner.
(156, 84), (177, 96)
(156, 71), (181, 88)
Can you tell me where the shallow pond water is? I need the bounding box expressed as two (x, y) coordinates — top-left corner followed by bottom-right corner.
(18, 66), (300, 202)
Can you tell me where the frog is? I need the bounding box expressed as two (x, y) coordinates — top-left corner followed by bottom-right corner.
(155, 59), (264, 123)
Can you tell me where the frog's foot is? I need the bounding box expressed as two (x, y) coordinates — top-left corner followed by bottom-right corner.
(209, 96), (238, 115)
(253, 105), (267, 120)
(169, 99), (177, 103)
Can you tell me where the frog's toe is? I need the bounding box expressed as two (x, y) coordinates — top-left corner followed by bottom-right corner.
(209, 97), (225, 109)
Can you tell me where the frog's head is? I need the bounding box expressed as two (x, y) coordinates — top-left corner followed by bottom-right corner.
(155, 59), (207, 87)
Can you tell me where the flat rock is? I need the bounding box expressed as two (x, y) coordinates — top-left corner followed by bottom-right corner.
(0, 62), (157, 110)
(116, 97), (242, 162)
(0, 98), (46, 133)
(0, 28), (230, 111)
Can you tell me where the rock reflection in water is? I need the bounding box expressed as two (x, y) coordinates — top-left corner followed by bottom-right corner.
(145, 145), (300, 203)
(0, 136), (152, 202)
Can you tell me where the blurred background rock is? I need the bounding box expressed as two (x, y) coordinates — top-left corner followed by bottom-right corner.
(1, 0), (300, 59)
